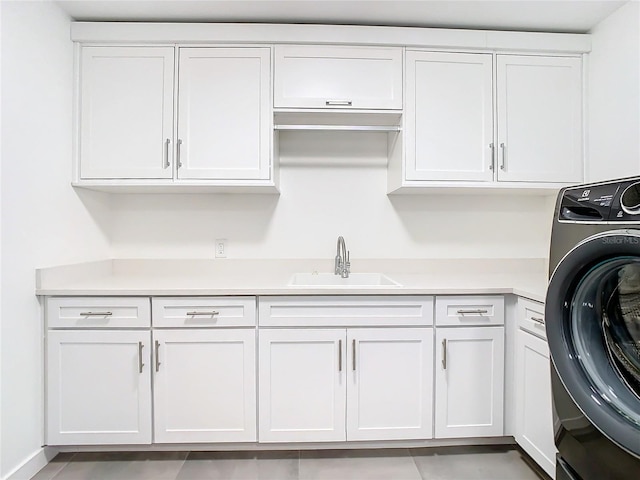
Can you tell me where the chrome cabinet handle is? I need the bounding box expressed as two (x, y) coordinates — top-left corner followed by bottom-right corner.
(186, 311), (219, 316)
(531, 316), (545, 325)
(338, 340), (342, 372)
(325, 100), (352, 106)
(489, 143), (495, 171)
(155, 340), (161, 372)
(177, 139), (183, 168)
(80, 311), (113, 317)
(352, 339), (356, 371)
(138, 342), (144, 373)
(499, 143), (506, 170)
(164, 138), (171, 168)
(442, 339), (447, 370)
(457, 309), (488, 315)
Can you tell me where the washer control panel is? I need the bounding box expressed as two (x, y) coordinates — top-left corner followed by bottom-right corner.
(559, 177), (640, 224)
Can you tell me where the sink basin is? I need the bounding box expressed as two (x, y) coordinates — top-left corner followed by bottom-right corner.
(288, 272), (401, 288)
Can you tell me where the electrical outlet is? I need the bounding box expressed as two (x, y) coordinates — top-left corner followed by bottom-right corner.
(215, 239), (227, 258)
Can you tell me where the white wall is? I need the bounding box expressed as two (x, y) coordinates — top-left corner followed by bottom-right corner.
(0, 7), (564, 477)
(587, 0), (640, 181)
(0, 1), (111, 478)
(0, 4), (4, 476)
(110, 132), (554, 260)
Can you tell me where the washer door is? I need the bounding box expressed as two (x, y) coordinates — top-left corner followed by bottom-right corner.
(546, 229), (640, 458)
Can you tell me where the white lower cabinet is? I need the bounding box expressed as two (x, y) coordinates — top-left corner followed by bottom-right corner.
(47, 329), (153, 445)
(45, 296), (257, 446)
(153, 328), (256, 443)
(346, 328), (433, 441)
(151, 296), (257, 443)
(434, 296), (505, 439)
(434, 327), (505, 438)
(258, 328), (346, 442)
(259, 326), (433, 443)
(515, 299), (556, 478)
(45, 293), (512, 447)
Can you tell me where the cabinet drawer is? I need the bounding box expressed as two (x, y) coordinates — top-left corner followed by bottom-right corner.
(47, 297), (150, 328)
(259, 296), (433, 327)
(435, 296), (504, 326)
(518, 298), (546, 339)
(274, 45), (403, 109)
(152, 297), (256, 327)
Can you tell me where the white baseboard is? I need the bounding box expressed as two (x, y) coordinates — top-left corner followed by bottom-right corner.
(4, 447), (59, 480)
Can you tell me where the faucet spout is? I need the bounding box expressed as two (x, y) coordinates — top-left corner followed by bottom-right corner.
(335, 236), (350, 278)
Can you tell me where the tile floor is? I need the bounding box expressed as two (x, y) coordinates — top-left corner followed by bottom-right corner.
(31, 445), (546, 480)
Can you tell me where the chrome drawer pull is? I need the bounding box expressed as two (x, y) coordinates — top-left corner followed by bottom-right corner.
(325, 100), (352, 106)
(80, 311), (113, 317)
(338, 340), (342, 372)
(155, 340), (161, 372)
(442, 339), (447, 370)
(186, 311), (219, 316)
(531, 316), (545, 325)
(456, 309), (489, 315)
(164, 138), (171, 168)
(138, 342), (145, 373)
(489, 143), (495, 171)
(352, 339), (356, 371)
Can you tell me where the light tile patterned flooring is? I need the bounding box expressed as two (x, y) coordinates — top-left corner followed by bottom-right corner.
(32, 445), (546, 480)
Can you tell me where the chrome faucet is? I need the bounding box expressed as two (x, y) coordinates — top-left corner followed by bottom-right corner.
(335, 236), (351, 278)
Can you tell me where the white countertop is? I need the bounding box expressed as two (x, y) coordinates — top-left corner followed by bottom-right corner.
(36, 258), (549, 303)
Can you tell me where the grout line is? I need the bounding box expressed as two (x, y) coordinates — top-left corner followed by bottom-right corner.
(172, 451), (189, 480)
(407, 448), (426, 480)
(46, 453), (77, 480)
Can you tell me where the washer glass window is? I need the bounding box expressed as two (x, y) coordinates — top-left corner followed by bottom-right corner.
(571, 256), (640, 428)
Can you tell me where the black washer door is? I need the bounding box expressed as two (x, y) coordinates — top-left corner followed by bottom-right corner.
(546, 229), (640, 458)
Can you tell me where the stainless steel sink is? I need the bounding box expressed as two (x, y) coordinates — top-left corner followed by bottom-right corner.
(288, 272), (401, 288)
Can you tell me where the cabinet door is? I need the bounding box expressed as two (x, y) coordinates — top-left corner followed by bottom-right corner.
(79, 46), (174, 180)
(274, 45), (402, 109)
(405, 51), (494, 181)
(515, 330), (556, 478)
(258, 328), (346, 442)
(435, 327), (505, 438)
(177, 47), (271, 181)
(346, 328), (433, 441)
(153, 329), (256, 443)
(46, 330), (152, 445)
(496, 55), (583, 183)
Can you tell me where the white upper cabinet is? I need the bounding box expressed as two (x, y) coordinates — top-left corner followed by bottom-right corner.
(274, 45), (403, 110)
(79, 46), (175, 180)
(76, 45), (274, 190)
(405, 51), (494, 182)
(177, 48), (271, 181)
(73, 25), (589, 193)
(496, 55), (583, 183)
(393, 51), (584, 191)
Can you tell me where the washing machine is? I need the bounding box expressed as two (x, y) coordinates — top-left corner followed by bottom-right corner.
(546, 176), (640, 480)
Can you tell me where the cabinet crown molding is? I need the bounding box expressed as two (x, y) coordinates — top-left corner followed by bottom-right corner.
(71, 22), (591, 53)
